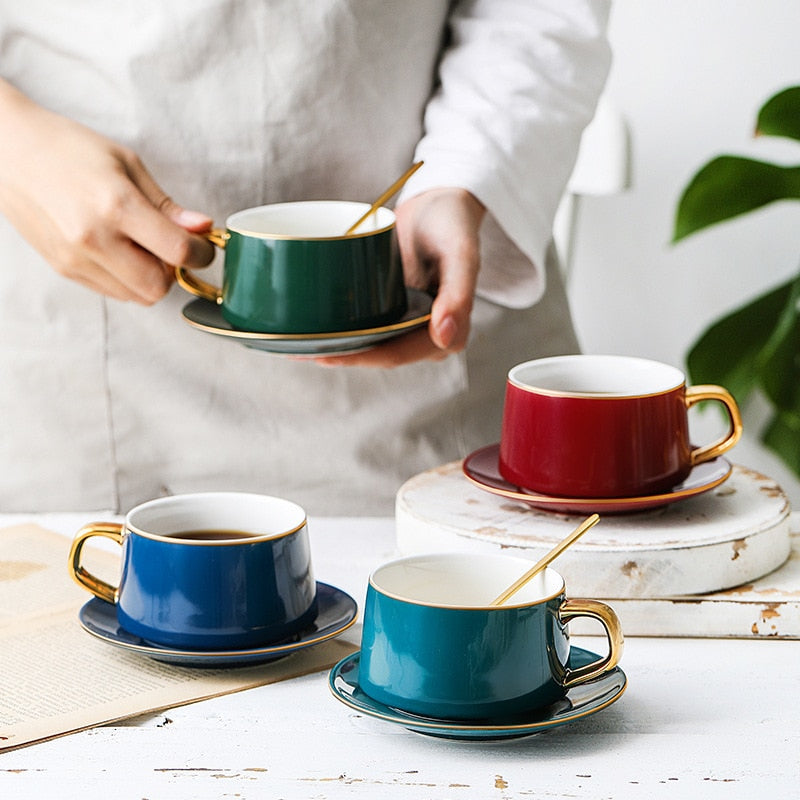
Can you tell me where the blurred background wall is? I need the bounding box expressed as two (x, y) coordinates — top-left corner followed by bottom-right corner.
(567, 0), (800, 504)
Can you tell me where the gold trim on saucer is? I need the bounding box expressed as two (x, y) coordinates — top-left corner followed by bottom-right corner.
(462, 444), (733, 513)
(79, 585), (357, 661)
(463, 465), (733, 509)
(187, 311), (431, 341)
(329, 680), (627, 733)
(182, 289), (432, 341)
(328, 650), (628, 735)
(80, 612), (357, 660)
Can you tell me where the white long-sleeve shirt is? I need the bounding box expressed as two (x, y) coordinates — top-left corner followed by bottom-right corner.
(401, 0), (611, 306)
(0, 0), (610, 514)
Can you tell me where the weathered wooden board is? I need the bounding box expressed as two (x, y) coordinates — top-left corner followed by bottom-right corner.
(569, 538), (800, 638)
(395, 462), (798, 637)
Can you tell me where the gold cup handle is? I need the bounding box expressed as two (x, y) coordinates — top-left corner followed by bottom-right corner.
(173, 228), (230, 304)
(684, 384), (744, 465)
(559, 598), (624, 688)
(68, 523), (125, 604)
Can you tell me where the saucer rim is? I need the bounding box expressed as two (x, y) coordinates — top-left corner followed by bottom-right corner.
(463, 443), (732, 511)
(78, 581), (357, 662)
(328, 647), (627, 736)
(181, 287), (432, 341)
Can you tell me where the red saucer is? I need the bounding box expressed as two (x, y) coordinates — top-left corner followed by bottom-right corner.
(462, 444), (732, 515)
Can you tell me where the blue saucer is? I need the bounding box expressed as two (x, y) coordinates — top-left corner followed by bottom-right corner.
(328, 647), (626, 741)
(79, 582), (357, 667)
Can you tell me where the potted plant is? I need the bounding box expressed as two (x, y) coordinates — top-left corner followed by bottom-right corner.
(673, 86), (800, 477)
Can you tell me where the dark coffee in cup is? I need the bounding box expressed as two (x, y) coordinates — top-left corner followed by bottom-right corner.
(69, 492), (317, 649)
(167, 529), (257, 541)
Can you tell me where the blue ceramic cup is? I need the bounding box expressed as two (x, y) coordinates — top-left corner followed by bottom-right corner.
(358, 553), (623, 720)
(68, 492), (317, 649)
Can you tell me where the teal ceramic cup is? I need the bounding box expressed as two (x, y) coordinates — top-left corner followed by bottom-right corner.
(68, 492), (317, 650)
(358, 553), (624, 720)
(175, 200), (407, 333)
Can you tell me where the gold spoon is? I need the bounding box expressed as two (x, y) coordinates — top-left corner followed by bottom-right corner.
(344, 161), (424, 235)
(489, 513), (600, 606)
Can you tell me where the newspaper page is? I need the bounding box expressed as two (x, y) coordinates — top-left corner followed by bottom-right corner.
(0, 524), (355, 753)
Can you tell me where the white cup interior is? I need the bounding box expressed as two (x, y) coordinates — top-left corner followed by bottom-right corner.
(226, 200), (395, 239)
(370, 553), (564, 608)
(127, 492), (306, 542)
(508, 354), (685, 397)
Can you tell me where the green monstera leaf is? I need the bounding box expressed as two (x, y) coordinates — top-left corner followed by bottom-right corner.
(756, 272), (800, 412)
(675, 85), (800, 480)
(673, 157), (800, 241)
(756, 86), (800, 141)
(763, 411), (800, 475)
(686, 278), (794, 405)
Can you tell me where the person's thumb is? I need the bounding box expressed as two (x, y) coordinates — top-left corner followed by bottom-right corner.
(124, 152), (213, 233)
(160, 200), (213, 233)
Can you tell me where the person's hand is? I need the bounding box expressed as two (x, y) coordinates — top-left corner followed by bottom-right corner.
(314, 187), (485, 367)
(0, 80), (214, 304)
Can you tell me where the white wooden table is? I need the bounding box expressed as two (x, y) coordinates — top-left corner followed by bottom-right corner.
(1, 514), (799, 799)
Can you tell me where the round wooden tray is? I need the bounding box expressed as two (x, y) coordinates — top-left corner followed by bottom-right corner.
(395, 461), (792, 598)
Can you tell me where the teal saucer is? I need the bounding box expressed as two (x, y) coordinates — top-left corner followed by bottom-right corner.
(328, 647), (626, 741)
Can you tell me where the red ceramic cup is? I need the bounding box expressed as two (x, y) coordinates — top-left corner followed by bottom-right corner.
(498, 355), (743, 499)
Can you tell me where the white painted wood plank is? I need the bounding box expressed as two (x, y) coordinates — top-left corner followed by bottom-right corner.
(2, 517), (799, 798)
(2, 636), (798, 799)
(396, 462), (792, 600)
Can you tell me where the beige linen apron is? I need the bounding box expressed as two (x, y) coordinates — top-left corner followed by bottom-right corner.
(0, 1), (580, 515)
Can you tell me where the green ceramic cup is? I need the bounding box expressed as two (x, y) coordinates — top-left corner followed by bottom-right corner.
(358, 552), (624, 720)
(176, 201), (406, 333)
